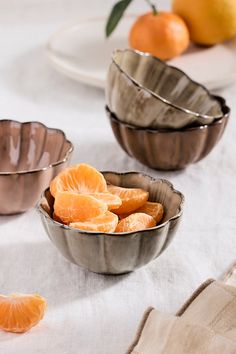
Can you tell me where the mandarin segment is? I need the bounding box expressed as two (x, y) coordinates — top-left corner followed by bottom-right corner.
(89, 192), (122, 210)
(115, 213), (156, 233)
(50, 163), (107, 197)
(0, 293), (46, 333)
(108, 185), (149, 214)
(135, 201), (164, 224)
(54, 191), (107, 224)
(70, 211), (118, 233)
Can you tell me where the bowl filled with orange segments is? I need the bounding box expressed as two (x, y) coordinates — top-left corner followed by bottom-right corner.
(38, 163), (184, 274)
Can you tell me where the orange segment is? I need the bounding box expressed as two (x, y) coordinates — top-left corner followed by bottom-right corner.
(108, 185), (149, 214)
(115, 213), (156, 233)
(54, 191), (107, 224)
(0, 293), (46, 333)
(53, 212), (64, 224)
(50, 163), (107, 197)
(70, 211), (118, 233)
(89, 192), (122, 210)
(135, 201), (164, 224)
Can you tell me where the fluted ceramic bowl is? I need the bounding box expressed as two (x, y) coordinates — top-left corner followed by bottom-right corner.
(106, 49), (223, 130)
(106, 96), (230, 171)
(38, 172), (184, 275)
(0, 120), (73, 214)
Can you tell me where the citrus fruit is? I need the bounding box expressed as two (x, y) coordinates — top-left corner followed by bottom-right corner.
(70, 211), (118, 233)
(53, 212), (64, 224)
(107, 185), (149, 214)
(89, 192), (122, 210)
(54, 191), (107, 224)
(115, 212), (156, 233)
(135, 201), (164, 224)
(50, 163), (107, 197)
(129, 11), (190, 60)
(172, 0), (236, 45)
(0, 293), (46, 333)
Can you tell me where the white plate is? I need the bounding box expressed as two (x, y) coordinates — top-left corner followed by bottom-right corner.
(46, 16), (236, 90)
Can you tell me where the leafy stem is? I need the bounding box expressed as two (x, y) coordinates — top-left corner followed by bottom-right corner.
(106, 0), (158, 38)
(145, 0), (158, 15)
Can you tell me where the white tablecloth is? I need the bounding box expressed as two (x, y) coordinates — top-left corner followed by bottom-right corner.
(0, 1), (236, 353)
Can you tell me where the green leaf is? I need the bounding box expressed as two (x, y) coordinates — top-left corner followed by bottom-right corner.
(106, 0), (134, 38)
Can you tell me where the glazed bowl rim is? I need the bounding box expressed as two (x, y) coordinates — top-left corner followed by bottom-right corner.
(37, 171), (184, 237)
(106, 99), (230, 133)
(0, 119), (74, 176)
(111, 48), (223, 121)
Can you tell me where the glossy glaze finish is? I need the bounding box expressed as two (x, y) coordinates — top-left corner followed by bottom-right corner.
(0, 120), (73, 214)
(38, 172), (184, 275)
(106, 49), (223, 130)
(106, 97), (230, 171)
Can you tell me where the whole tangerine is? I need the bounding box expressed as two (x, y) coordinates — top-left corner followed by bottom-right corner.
(129, 11), (190, 60)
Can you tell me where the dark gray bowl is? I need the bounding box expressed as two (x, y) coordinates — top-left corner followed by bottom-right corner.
(38, 172), (184, 275)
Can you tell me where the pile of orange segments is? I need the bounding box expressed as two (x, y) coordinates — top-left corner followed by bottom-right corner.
(50, 163), (164, 233)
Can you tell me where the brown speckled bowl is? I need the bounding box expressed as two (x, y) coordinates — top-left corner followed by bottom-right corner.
(38, 172), (184, 275)
(106, 49), (224, 130)
(0, 120), (73, 214)
(106, 96), (230, 171)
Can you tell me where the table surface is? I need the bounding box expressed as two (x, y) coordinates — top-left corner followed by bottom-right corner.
(0, 1), (236, 353)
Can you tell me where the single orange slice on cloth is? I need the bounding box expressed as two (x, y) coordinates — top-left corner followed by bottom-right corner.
(108, 185), (149, 214)
(89, 193), (122, 210)
(115, 212), (156, 233)
(135, 202), (164, 224)
(50, 163), (107, 197)
(54, 191), (107, 224)
(0, 293), (46, 333)
(70, 211), (118, 233)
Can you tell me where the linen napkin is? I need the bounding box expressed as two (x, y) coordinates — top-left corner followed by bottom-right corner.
(129, 310), (236, 354)
(127, 272), (236, 354)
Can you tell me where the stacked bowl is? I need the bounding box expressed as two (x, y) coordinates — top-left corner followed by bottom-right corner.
(106, 49), (230, 170)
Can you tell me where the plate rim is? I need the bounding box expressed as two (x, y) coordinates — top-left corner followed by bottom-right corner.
(46, 16), (236, 90)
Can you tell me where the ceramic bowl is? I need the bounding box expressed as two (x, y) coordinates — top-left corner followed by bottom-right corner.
(38, 172), (184, 275)
(106, 49), (223, 130)
(106, 96), (230, 171)
(0, 120), (73, 214)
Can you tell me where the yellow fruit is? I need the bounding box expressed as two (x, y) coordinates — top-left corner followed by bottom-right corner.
(172, 0), (236, 45)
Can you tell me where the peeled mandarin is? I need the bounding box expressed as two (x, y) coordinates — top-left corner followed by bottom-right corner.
(115, 212), (156, 233)
(0, 293), (46, 333)
(88, 192), (122, 210)
(54, 191), (107, 224)
(50, 163), (107, 197)
(108, 185), (149, 214)
(135, 201), (164, 223)
(70, 211), (118, 233)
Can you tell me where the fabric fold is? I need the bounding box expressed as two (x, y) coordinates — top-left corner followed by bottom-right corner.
(127, 277), (236, 354)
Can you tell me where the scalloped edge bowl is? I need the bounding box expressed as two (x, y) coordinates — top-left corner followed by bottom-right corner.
(106, 49), (223, 130)
(106, 95), (230, 170)
(38, 171), (184, 274)
(0, 120), (73, 214)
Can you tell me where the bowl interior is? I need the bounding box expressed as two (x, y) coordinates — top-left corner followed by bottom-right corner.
(113, 49), (222, 118)
(40, 172), (183, 232)
(0, 121), (71, 173)
(103, 172), (183, 225)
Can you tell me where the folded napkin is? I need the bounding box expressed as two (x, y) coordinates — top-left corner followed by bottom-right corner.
(223, 262), (236, 287)
(127, 276), (236, 354)
(130, 310), (236, 354)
